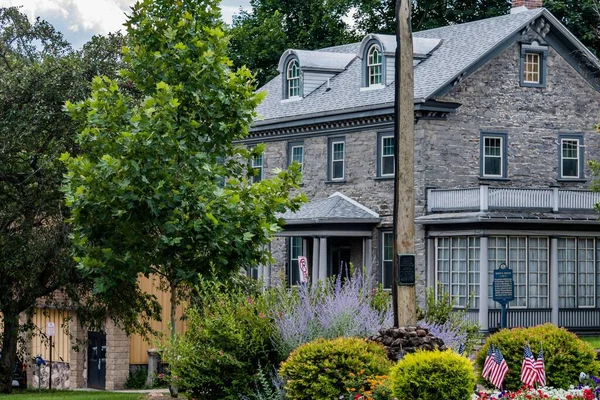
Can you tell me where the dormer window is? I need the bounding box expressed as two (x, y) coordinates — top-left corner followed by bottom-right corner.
(286, 59), (301, 98)
(367, 44), (383, 86)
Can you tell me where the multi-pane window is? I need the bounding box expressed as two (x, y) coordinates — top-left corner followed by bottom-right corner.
(287, 59), (300, 98)
(487, 236), (549, 309)
(560, 136), (583, 179)
(330, 140), (345, 180)
(382, 232), (394, 289)
(558, 238), (596, 308)
(291, 145), (304, 172)
(481, 134), (505, 178)
(288, 237), (303, 286)
(367, 44), (383, 86)
(379, 134), (395, 177)
(523, 52), (540, 84)
(252, 154), (263, 183)
(436, 237), (480, 308)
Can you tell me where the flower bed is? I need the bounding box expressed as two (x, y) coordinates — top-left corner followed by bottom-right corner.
(474, 387), (597, 400)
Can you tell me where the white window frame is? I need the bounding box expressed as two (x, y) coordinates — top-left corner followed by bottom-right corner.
(380, 134), (395, 177)
(252, 154), (263, 183)
(381, 231), (394, 290)
(287, 59), (300, 99)
(558, 237), (597, 309)
(290, 144), (304, 172)
(482, 135), (504, 178)
(367, 44), (383, 87)
(560, 138), (580, 179)
(330, 140), (345, 181)
(435, 236), (480, 309)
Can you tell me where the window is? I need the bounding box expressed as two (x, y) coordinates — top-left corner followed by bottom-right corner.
(286, 59), (301, 98)
(480, 132), (507, 179)
(436, 237), (480, 308)
(288, 237), (303, 286)
(288, 141), (304, 173)
(367, 44), (383, 86)
(520, 44), (547, 88)
(558, 238), (597, 308)
(328, 137), (345, 181)
(382, 232), (394, 289)
(377, 133), (394, 177)
(252, 154), (263, 183)
(487, 236), (549, 309)
(558, 134), (584, 180)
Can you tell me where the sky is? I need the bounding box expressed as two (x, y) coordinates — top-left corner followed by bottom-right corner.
(0, 0), (251, 48)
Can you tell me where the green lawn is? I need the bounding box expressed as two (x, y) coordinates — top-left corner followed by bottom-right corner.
(580, 336), (600, 349)
(0, 391), (145, 400)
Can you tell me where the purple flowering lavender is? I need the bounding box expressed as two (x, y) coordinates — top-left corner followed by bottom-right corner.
(417, 319), (467, 351)
(271, 269), (393, 358)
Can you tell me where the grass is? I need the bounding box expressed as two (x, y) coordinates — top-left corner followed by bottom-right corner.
(580, 335), (600, 349)
(0, 390), (146, 400)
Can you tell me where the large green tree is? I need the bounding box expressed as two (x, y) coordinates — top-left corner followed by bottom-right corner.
(62, 0), (304, 340)
(0, 7), (133, 393)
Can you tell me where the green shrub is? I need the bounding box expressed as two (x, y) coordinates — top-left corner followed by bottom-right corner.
(390, 349), (476, 400)
(279, 337), (392, 400)
(124, 368), (147, 389)
(475, 324), (600, 390)
(161, 278), (277, 400)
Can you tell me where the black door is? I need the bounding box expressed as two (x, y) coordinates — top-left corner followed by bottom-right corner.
(87, 332), (106, 389)
(330, 246), (352, 280)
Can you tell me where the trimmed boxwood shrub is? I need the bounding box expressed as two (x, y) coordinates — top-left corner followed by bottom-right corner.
(389, 349), (476, 400)
(279, 337), (392, 400)
(475, 323), (600, 391)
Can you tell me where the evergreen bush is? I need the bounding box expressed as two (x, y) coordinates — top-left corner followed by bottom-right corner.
(390, 349), (476, 400)
(279, 337), (391, 400)
(475, 324), (600, 390)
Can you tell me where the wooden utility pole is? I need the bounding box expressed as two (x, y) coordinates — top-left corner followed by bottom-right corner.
(392, 0), (417, 327)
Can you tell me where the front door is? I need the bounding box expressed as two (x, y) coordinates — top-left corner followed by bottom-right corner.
(330, 246), (352, 280)
(87, 332), (106, 389)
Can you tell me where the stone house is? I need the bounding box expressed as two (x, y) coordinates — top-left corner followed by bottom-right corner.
(244, 1), (600, 332)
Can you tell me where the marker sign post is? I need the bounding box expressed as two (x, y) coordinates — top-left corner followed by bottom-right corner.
(492, 263), (514, 329)
(47, 322), (55, 390)
(298, 256), (309, 284)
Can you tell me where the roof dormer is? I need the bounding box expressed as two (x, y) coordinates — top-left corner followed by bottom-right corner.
(278, 49), (354, 101)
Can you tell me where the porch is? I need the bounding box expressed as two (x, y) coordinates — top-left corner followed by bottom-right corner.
(462, 308), (600, 332)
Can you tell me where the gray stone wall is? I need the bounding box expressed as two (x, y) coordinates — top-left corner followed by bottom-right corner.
(419, 42), (600, 194)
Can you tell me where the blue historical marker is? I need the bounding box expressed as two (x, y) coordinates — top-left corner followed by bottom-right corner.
(492, 262), (514, 328)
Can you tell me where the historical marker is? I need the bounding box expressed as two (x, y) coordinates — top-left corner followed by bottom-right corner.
(397, 254), (416, 286)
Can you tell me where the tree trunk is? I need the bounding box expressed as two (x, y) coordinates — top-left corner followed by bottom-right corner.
(168, 280), (178, 399)
(0, 310), (20, 394)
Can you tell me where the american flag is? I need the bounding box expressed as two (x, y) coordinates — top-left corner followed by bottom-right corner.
(482, 344), (495, 379)
(521, 345), (538, 386)
(489, 347), (509, 389)
(534, 346), (546, 387)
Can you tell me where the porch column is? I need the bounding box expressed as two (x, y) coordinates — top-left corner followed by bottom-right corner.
(479, 236), (489, 332)
(363, 238), (373, 278)
(550, 237), (559, 325)
(427, 238), (435, 288)
(319, 237), (328, 281)
(312, 238), (320, 283)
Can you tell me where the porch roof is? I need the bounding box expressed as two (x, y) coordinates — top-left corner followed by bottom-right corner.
(280, 192), (380, 225)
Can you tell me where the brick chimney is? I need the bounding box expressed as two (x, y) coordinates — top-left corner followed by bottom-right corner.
(512, 0), (543, 9)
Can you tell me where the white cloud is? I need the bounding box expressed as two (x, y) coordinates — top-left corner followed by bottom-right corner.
(0, 0), (250, 48)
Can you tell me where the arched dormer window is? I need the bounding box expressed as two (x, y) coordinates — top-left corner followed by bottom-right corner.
(367, 44), (383, 86)
(286, 59), (301, 98)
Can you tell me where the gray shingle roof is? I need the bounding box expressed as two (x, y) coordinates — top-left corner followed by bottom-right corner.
(255, 9), (547, 125)
(280, 192), (380, 224)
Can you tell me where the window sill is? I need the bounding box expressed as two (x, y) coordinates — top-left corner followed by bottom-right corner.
(281, 96), (303, 103)
(360, 84), (385, 92)
(478, 176), (510, 181)
(325, 180), (346, 184)
(557, 178), (587, 183)
(520, 82), (546, 89)
(374, 176), (394, 181)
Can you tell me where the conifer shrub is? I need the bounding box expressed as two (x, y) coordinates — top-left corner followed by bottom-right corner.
(475, 324), (600, 391)
(389, 349), (476, 400)
(279, 337), (392, 400)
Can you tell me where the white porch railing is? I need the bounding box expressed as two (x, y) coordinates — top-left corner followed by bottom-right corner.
(428, 186), (600, 213)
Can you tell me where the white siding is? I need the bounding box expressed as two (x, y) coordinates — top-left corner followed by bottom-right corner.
(386, 56), (395, 86)
(303, 71), (336, 96)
